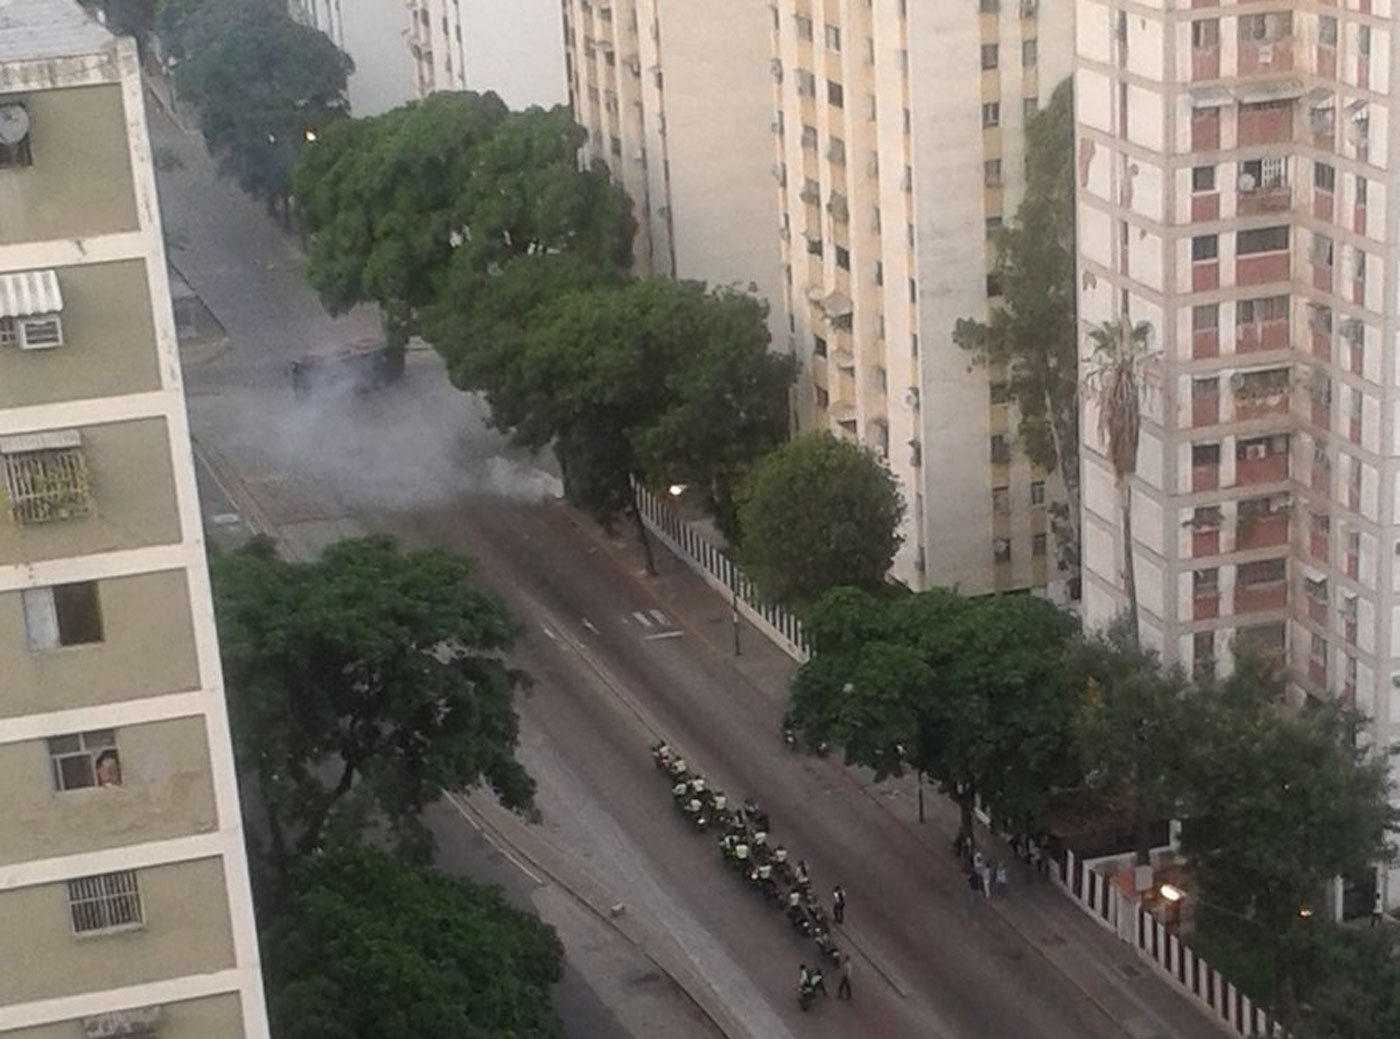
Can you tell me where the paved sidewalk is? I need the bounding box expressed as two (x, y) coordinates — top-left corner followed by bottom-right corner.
(579, 513), (1231, 1039)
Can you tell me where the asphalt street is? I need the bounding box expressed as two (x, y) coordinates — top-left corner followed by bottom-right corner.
(148, 80), (1222, 1039)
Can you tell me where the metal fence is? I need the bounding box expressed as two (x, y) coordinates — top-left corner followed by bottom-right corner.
(1060, 850), (1282, 1038)
(632, 483), (810, 661)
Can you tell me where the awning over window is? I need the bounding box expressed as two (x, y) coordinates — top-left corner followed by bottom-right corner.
(0, 269), (63, 319)
(0, 429), (81, 455)
(1234, 79), (1304, 105)
(1189, 85), (1233, 109)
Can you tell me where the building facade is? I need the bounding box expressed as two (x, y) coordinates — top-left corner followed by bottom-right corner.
(295, 0), (565, 116)
(563, 0), (1075, 594)
(0, 3), (269, 1036)
(1074, 1), (1399, 895)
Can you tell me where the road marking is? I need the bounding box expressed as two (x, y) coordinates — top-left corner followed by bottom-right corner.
(631, 610), (654, 628)
(540, 624), (558, 641)
(581, 618), (599, 635)
(648, 609), (668, 627)
(642, 630), (685, 641)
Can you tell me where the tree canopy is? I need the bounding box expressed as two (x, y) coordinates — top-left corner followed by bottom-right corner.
(791, 586), (1081, 846)
(954, 80), (1078, 573)
(735, 432), (904, 608)
(211, 536), (535, 874)
(265, 843), (565, 1039)
(293, 93), (634, 345)
(170, 0), (351, 218)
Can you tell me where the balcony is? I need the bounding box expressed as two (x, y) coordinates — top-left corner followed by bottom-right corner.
(1194, 593), (1220, 620)
(1236, 318), (1288, 354)
(1238, 102), (1293, 147)
(1313, 189), (1334, 222)
(1193, 463), (1220, 491)
(1234, 391), (1288, 421)
(1193, 327), (1219, 359)
(1237, 251), (1290, 285)
(1236, 513), (1288, 549)
(1236, 447), (1289, 485)
(1237, 185), (1292, 216)
(1192, 391), (1220, 427)
(1191, 109), (1221, 150)
(1234, 580), (1287, 613)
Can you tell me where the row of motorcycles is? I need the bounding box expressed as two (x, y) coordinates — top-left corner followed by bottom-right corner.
(651, 740), (844, 978)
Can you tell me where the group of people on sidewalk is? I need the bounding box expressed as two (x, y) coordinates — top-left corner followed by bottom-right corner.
(798, 952), (853, 1004)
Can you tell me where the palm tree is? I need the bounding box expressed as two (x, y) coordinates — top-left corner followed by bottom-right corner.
(1084, 318), (1153, 646)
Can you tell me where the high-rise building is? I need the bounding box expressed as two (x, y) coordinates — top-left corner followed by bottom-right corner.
(1074, 2), (1396, 896)
(0, 3), (269, 1035)
(562, 0), (1075, 595)
(294, 0), (565, 116)
(559, 0), (787, 346)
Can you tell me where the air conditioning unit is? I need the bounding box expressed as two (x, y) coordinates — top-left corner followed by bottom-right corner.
(1257, 43), (1274, 67)
(1245, 442), (1268, 460)
(1237, 171), (1257, 192)
(19, 315), (62, 350)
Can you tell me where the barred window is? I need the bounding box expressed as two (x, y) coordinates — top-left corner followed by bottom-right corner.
(68, 870), (143, 935)
(48, 729), (120, 791)
(0, 430), (93, 525)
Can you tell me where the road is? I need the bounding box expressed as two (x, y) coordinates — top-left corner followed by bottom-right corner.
(149, 84), (1219, 1039)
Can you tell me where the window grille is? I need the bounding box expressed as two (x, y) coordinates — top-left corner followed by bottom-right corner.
(0, 430), (93, 525)
(68, 871), (143, 934)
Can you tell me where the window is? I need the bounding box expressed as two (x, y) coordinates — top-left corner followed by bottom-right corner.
(1191, 166), (1215, 192)
(1237, 225), (1289, 255)
(984, 159), (1002, 186)
(825, 23), (841, 50)
(801, 124), (818, 149)
(1237, 295), (1288, 324)
(813, 336), (827, 358)
(1193, 631), (1215, 680)
(795, 14), (813, 40)
(1356, 177), (1368, 206)
(1192, 442), (1222, 467)
(979, 0), (999, 11)
(982, 102), (1000, 128)
(68, 871), (143, 935)
(23, 581), (103, 649)
(986, 273), (1003, 298)
(1312, 233), (1334, 268)
(806, 236), (823, 257)
(981, 44), (999, 70)
(1193, 568), (1219, 595)
(1315, 162), (1336, 192)
(990, 382), (1010, 405)
(1310, 632), (1328, 665)
(1239, 11), (1291, 42)
(1030, 481), (1046, 506)
(835, 245), (850, 270)
(0, 431), (93, 525)
(827, 80), (844, 107)
(993, 538), (1012, 563)
(1192, 304), (1219, 330)
(1359, 24), (1371, 56)
(990, 434), (1011, 463)
(985, 216), (1004, 236)
(1238, 558), (1286, 586)
(1191, 19), (1219, 50)
(1319, 16), (1338, 47)
(1032, 533), (1047, 558)
(1239, 156), (1287, 190)
(827, 136), (846, 164)
(1022, 39), (1037, 66)
(1023, 97), (1039, 119)
(1191, 235), (1218, 262)
(49, 729), (121, 791)
(992, 486), (1010, 514)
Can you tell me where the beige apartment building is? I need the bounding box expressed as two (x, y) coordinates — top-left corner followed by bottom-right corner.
(1074, 0), (1399, 900)
(0, 3), (269, 1036)
(563, 0), (1074, 594)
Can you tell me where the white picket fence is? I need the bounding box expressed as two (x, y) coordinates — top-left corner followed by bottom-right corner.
(631, 483), (810, 661)
(1058, 850), (1282, 1038)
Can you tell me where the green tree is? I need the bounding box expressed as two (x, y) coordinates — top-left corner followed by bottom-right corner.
(172, 0), (351, 223)
(791, 588), (1081, 849)
(1075, 621), (1193, 868)
(81, 0), (157, 56)
(1179, 654), (1397, 1027)
(211, 537), (535, 877)
(1082, 318), (1153, 644)
(494, 279), (793, 570)
(1294, 926), (1400, 1039)
(265, 843), (565, 1039)
(954, 80), (1079, 574)
(293, 94), (633, 348)
(735, 432), (903, 608)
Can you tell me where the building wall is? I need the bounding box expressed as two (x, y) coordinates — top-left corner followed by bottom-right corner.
(460, 0), (567, 109)
(2, 994), (244, 1039)
(0, 15), (267, 1035)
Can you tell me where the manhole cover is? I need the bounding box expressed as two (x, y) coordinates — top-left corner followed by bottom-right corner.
(1116, 962), (1144, 979)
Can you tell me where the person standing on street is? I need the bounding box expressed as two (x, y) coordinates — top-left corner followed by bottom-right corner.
(837, 951), (853, 1000)
(832, 884), (847, 924)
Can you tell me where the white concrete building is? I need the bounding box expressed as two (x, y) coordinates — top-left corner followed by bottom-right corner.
(295, 0), (564, 116)
(0, 1), (269, 1034)
(564, 0), (1075, 595)
(1074, 0), (1400, 902)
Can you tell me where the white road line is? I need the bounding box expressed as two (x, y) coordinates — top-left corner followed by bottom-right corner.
(631, 610), (654, 628)
(642, 630), (685, 642)
(581, 618), (599, 635)
(648, 608), (668, 627)
(540, 624), (558, 641)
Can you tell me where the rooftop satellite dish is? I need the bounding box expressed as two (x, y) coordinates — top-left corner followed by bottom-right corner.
(0, 104), (30, 146)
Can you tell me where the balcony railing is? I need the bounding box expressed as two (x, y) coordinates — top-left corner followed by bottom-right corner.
(1237, 185), (1292, 216)
(1234, 581), (1287, 613)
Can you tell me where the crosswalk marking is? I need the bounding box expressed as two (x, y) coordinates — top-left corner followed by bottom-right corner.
(632, 610), (653, 628)
(648, 609), (667, 626)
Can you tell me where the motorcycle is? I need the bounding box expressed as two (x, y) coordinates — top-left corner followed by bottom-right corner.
(797, 980), (816, 1011)
(813, 926), (841, 963)
(783, 725), (797, 751)
(651, 741), (674, 772)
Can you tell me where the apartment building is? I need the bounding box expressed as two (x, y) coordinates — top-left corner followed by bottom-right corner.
(1074, 2), (1398, 897)
(563, 0), (1074, 593)
(295, 0), (564, 116)
(559, 0), (786, 344)
(0, 3), (269, 1036)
